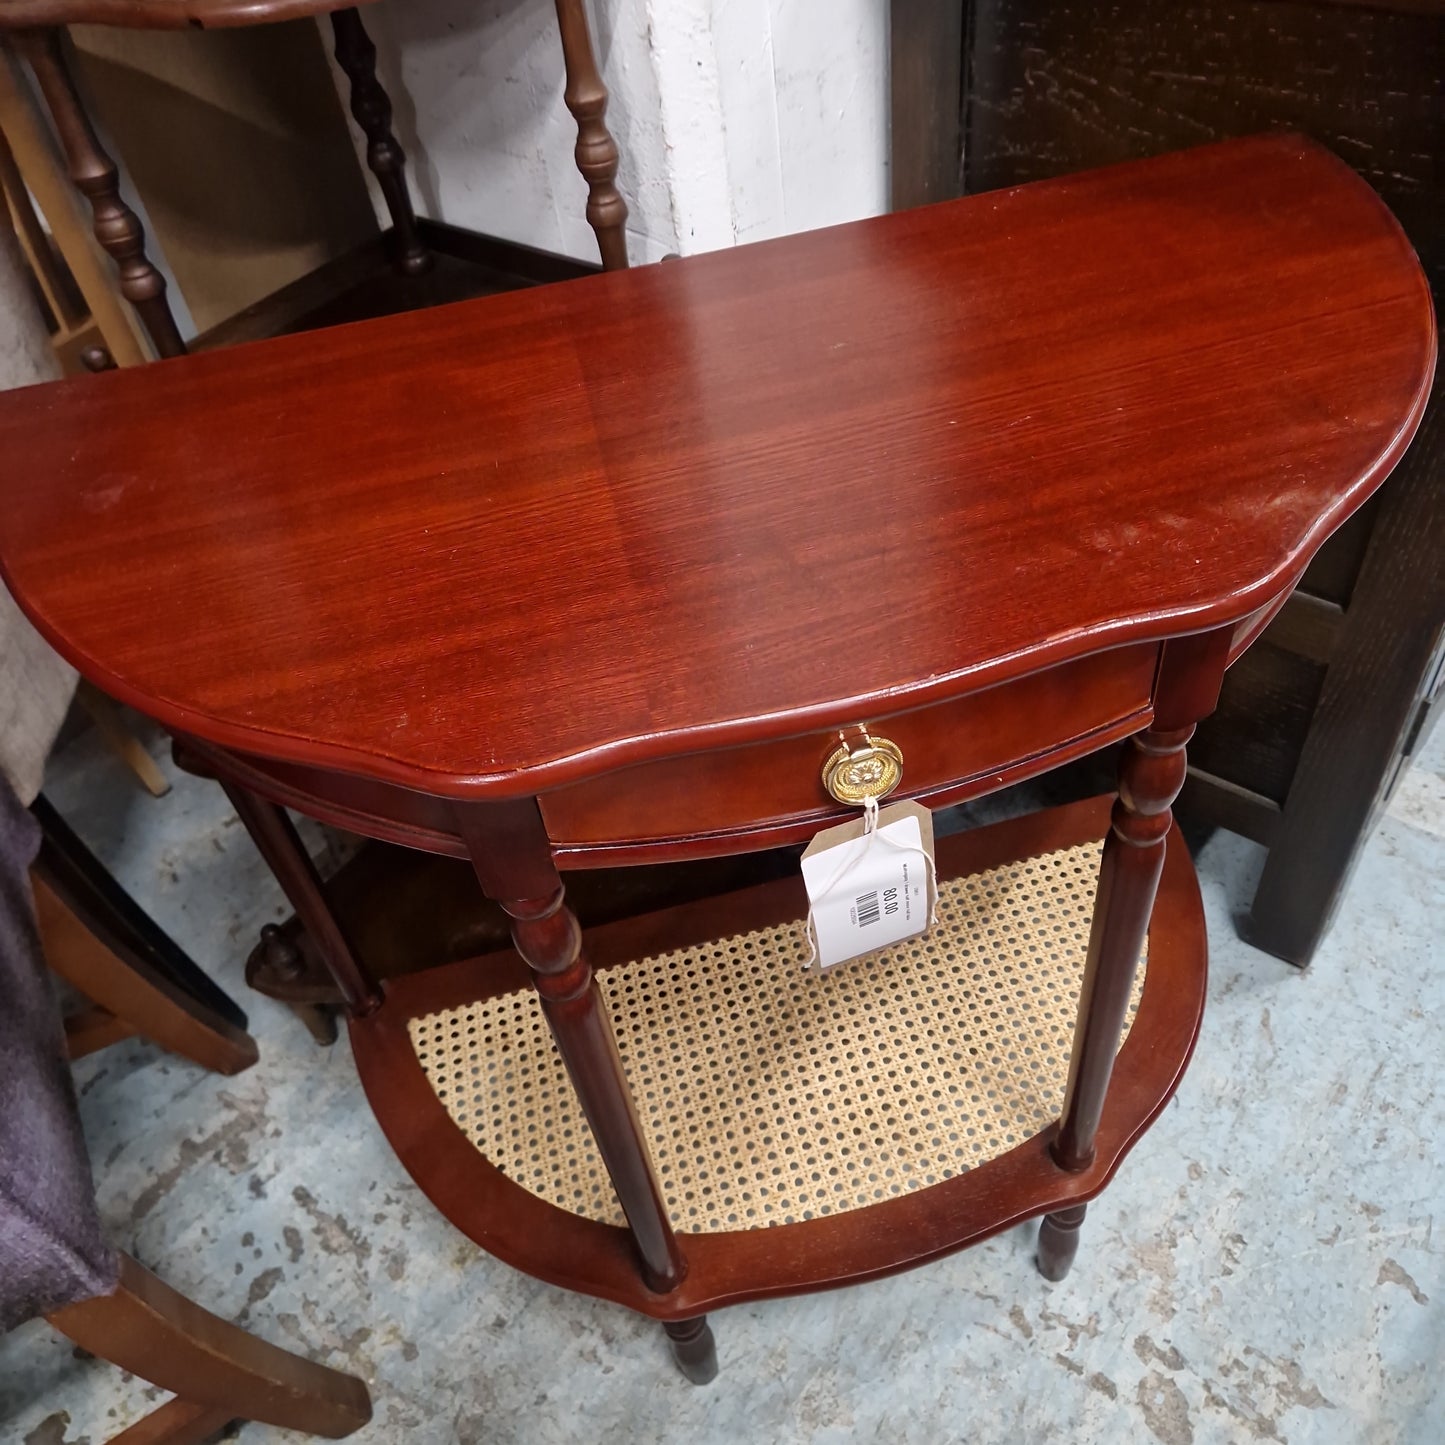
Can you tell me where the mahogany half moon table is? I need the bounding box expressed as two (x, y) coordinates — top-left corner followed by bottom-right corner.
(0, 134), (1433, 1385)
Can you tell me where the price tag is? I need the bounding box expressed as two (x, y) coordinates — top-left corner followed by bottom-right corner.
(801, 799), (937, 969)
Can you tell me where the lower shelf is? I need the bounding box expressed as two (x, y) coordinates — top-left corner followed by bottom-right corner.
(350, 796), (1207, 1318)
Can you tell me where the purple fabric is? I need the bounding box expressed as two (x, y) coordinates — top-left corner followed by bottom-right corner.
(0, 776), (117, 1331)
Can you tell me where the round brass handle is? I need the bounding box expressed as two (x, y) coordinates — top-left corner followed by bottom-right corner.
(821, 732), (904, 806)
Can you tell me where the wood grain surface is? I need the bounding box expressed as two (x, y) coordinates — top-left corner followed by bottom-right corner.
(0, 135), (1433, 799)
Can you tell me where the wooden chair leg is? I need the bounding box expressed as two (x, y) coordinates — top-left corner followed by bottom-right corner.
(329, 8), (431, 276)
(30, 797), (257, 1076)
(553, 0), (629, 269)
(63, 1002), (137, 1059)
(77, 681), (171, 797)
(664, 1315), (718, 1385)
(48, 1254), (372, 1439)
(109, 1397), (232, 1445)
(10, 27), (186, 358)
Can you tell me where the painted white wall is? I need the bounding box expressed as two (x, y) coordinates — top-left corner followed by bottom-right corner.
(327, 0), (888, 265)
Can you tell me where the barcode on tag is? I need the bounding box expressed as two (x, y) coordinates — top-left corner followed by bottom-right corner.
(855, 890), (880, 927)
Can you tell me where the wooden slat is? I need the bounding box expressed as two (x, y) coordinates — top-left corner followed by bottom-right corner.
(64, 1002), (136, 1058)
(1264, 590), (1344, 666)
(0, 125), (85, 330)
(1178, 768), (1283, 846)
(108, 1398), (231, 1445)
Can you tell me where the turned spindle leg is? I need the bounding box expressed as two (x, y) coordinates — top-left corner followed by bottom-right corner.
(1038, 723), (1193, 1279)
(458, 800), (685, 1295)
(553, 0), (628, 270)
(1037, 1203), (1087, 1282)
(220, 784), (382, 1019)
(14, 27), (185, 358)
(330, 8), (431, 277)
(664, 1316), (718, 1385)
(502, 884), (685, 1293)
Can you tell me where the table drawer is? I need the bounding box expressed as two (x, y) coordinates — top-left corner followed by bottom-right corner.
(542, 644), (1159, 858)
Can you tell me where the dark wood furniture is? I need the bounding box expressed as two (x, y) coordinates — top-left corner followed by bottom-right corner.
(0, 136), (1431, 1381)
(29, 794), (260, 1073)
(890, 0), (1445, 965)
(0, 0), (627, 360)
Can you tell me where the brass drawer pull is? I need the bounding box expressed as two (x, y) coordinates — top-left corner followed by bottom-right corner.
(821, 731), (904, 806)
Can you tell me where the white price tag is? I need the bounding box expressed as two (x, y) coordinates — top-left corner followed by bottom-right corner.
(801, 800), (937, 969)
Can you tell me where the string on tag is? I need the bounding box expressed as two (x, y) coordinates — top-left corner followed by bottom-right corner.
(803, 809), (938, 968)
(862, 795), (879, 836)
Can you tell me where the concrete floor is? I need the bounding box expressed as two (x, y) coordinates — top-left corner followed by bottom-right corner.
(2, 720), (1442, 1445)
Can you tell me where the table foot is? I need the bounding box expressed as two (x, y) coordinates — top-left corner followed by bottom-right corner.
(246, 923), (340, 1045)
(664, 1316), (718, 1385)
(1036, 1203), (1086, 1281)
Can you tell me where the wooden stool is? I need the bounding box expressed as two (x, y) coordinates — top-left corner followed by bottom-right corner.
(0, 0), (627, 359)
(0, 135), (1432, 1383)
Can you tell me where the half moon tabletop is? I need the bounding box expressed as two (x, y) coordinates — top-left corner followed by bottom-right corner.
(0, 134), (1432, 802)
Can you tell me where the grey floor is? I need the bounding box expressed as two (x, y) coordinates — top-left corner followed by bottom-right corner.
(3, 720), (1442, 1445)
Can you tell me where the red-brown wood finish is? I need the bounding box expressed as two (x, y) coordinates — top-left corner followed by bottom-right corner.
(454, 797), (687, 1295)
(348, 797), (1208, 1319)
(1036, 1203), (1088, 1283)
(540, 644), (1157, 851)
(0, 136), (1431, 806)
(173, 643), (1158, 866)
(0, 136), (1432, 1375)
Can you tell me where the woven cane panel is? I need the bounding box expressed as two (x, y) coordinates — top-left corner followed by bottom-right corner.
(408, 840), (1145, 1234)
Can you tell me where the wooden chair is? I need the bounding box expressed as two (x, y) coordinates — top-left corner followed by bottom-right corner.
(31, 794), (260, 1074)
(1, 777), (372, 1444)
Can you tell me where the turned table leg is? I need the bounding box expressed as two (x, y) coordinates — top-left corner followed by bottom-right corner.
(500, 883), (685, 1293)
(330, 8), (431, 277)
(221, 783), (382, 1019)
(12, 27), (186, 358)
(457, 800), (686, 1299)
(553, 0), (628, 270)
(1039, 722), (1192, 1279)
